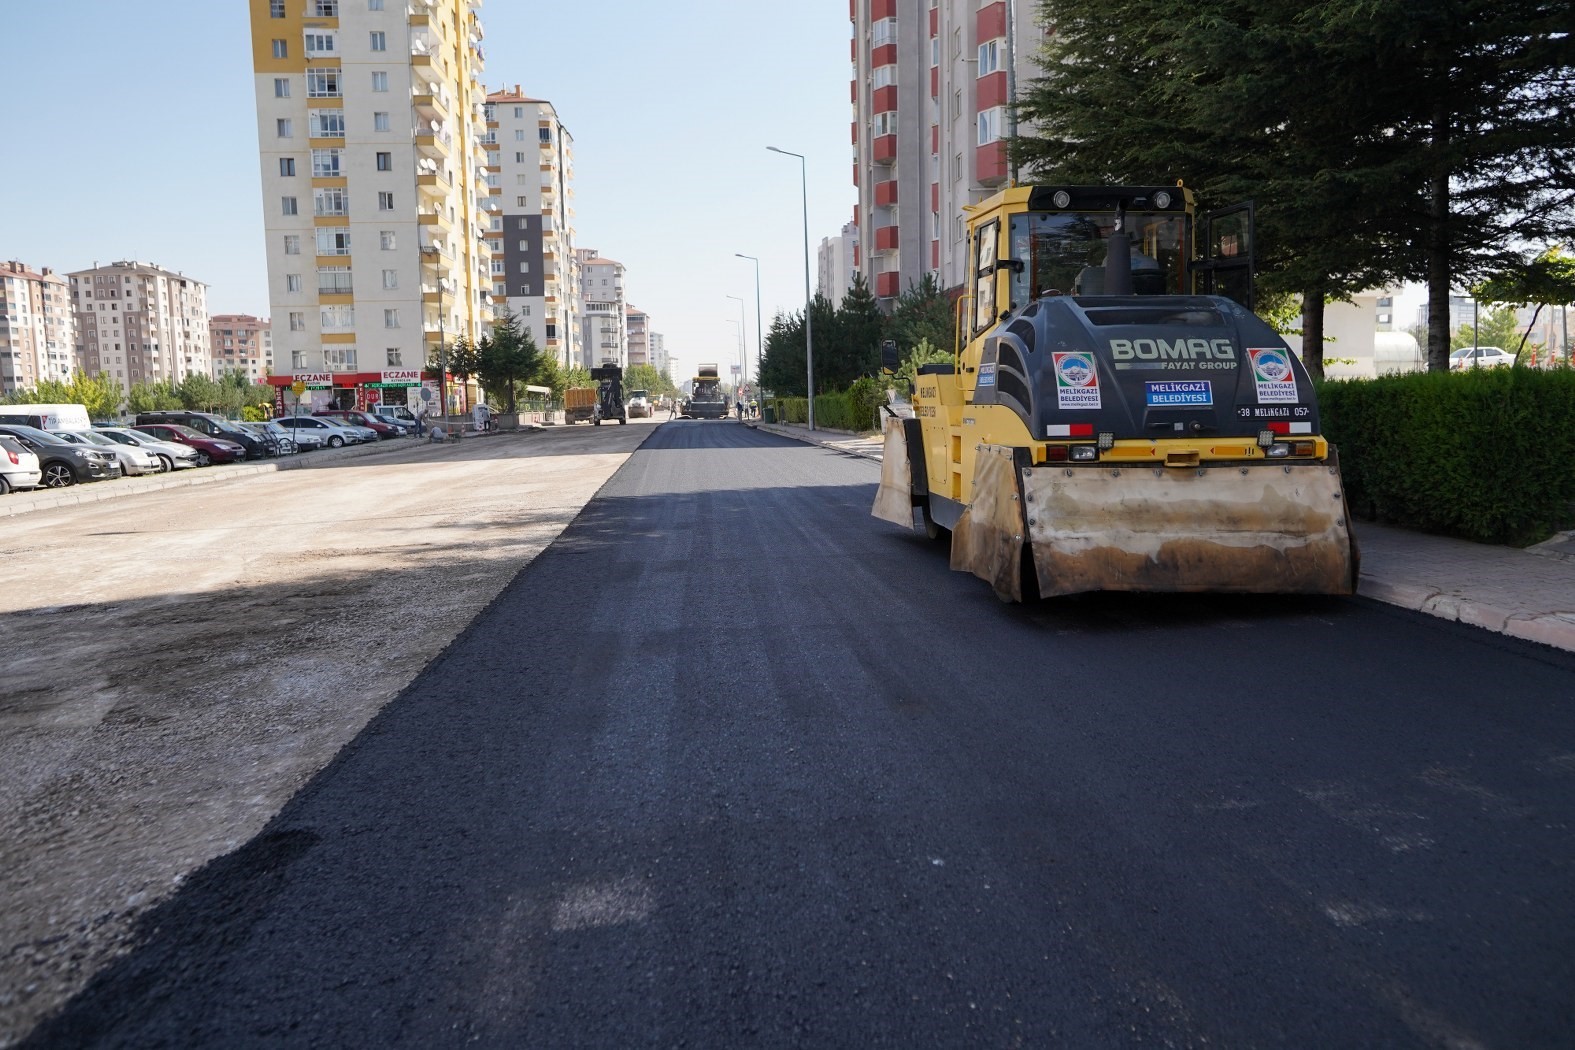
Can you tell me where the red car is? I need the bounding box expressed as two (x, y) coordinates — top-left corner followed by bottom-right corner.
(133, 423), (248, 466)
(314, 409), (407, 439)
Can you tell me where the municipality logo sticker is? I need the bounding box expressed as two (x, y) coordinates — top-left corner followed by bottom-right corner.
(1053, 352), (1101, 409)
(1249, 348), (1298, 403)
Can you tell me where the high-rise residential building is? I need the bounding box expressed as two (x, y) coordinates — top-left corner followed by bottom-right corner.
(483, 87), (579, 369)
(650, 330), (669, 378)
(626, 305), (649, 368)
(250, 0), (492, 414)
(0, 261), (77, 394)
(818, 222), (859, 303)
(850, 0), (1044, 304)
(67, 261), (210, 394)
(210, 314), (275, 381)
(576, 250), (626, 369)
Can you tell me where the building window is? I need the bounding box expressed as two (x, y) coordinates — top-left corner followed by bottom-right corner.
(270, 0), (285, 15)
(311, 149), (343, 177)
(281, 196), (298, 216)
(314, 0), (339, 14)
(304, 32), (336, 56)
(315, 228), (351, 255)
(874, 111), (896, 136)
(321, 305), (355, 329)
(491, 259), (506, 275)
(515, 151), (526, 163)
(382, 269), (398, 289)
(376, 151), (392, 171)
(539, 127), (552, 144)
(518, 239), (528, 250)
(284, 235), (301, 255)
(318, 267), (353, 294)
(374, 111), (391, 132)
(271, 39), (288, 59)
(494, 283), (506, 297)
(874, 65), (897, 89)
(369, 0), (384, 8)
(286, 274), (302, 292)
(977, 106), (1002, 145)
(273, 77), (290, 98)
(370, 30), (386, 51)
(516, 195), (526, 206)
(279, 157), (296, 176)
(309, 109), (345, 137)
(289, 312), (306, 332)
(515, 129), (525, 141)
(873, 17), (896, 48)
(384, 309), (399, 328)
(380, 230), (396, 250)
(371, 71), (388, 92)
(384, 347), (402, 366)
(978, 40), (1000, 76)
(324, 347), (357, 371)
(314, 187), (348, 215)
(378, 191), (394, 210)
(306, 68), (342, 98)
(276, 118), (293, 138)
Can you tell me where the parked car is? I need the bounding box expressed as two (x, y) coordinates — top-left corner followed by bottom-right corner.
(316, 408), (408, 439)
(0, 435), (42, 493)
(266, 418), (328, 452)
(54, 429), (165, 476)
(0, 423), (119, 487)
(134, 411), (273, 458)
(1449, 345), (1514, 370)
(274, 415), (369, 448)
(371, 404), (421, 430)
(93, 426), (201, 471)
(132, 423), (248, 466)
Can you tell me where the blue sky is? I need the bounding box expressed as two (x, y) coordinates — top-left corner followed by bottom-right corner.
(7, 1), (856, 382)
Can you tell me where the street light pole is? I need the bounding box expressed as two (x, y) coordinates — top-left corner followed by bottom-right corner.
(726, 293), (746, 395)
(767, 146), (814, 430)
(735, 252), (762, 400)
(423, 247), (449, 429)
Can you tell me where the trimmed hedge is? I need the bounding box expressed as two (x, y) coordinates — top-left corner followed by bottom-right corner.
(1318, 368), (1575, 546)
(771, 377), (884, 433)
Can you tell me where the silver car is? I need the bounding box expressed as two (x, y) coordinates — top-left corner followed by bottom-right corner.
(55, 429), (165, 476)
(0, 434), (42, 493)
(275, 415), (370, 448)
(94, 426), (201, 471)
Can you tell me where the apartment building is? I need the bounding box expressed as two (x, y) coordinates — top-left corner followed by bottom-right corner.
(626, 305), (649, 368)
(817, 222), (859, 303)
(250, 0), (492, 414)
(483, 87), (580, 369)
(68, 261), (211, 393)
(0, 261), (76, 394)
(850, 0), (1043, 303)
(649, 330), (669, 378)
(576, 250), (626, 369)
(210, 314), (275, 381)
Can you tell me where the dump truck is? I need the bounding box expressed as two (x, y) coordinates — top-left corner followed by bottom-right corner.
(873, 184), (1358, 601)
(563, 386), (596, 425)
(685, 364), (728, 419)
(591, 364), (627, 425)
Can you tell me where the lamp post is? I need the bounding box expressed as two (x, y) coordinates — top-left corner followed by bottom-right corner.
(767, 145), (814, 430)
(726, 292), (747, 396)
(734, 252), (762, 401)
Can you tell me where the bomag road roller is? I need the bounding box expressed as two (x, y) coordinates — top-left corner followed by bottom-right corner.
(872, 185), (1359, 601)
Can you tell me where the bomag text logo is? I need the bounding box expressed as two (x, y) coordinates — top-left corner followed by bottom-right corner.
(1109, 337), (1237, 362)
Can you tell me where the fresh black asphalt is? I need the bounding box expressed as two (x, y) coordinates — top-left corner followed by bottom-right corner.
(25, 420), (1575, 1048)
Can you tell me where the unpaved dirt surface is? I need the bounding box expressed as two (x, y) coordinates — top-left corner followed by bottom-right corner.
(0, 422), (652, 1046)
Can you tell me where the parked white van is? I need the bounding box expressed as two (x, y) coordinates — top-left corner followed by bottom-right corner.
(0, 403), (93, 432)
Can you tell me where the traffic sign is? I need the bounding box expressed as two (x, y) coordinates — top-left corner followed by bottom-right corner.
(291, 380), (307, 397)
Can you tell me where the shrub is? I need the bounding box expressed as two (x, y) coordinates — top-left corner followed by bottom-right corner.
(1318, 367), (1575, 546)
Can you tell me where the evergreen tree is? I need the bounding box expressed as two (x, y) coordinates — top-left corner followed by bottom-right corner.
(823, 275), (883, 390)
(759, 310), (807, 396)
(887, 273), (956, 363)
(475, 308), (540, 412)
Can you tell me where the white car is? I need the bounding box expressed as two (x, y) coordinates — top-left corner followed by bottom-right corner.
(0, 434), (41, 493)
(94, 426), (201, 471)
(275, 415), (371, 447)
(55, 429), (165, 476)
(1449, 345), (1514, 369)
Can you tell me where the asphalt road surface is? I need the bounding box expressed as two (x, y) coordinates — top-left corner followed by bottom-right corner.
(16, 420), (1575, 1048)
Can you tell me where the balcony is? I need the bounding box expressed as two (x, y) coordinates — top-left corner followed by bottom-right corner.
(872, 133), (896, 165)
(874, 179), (898, 207)
(411, 82), (448, 119)
(873, 225), (899, 253)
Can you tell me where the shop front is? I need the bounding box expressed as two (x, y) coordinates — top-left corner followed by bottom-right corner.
(267, 370), (464, 417)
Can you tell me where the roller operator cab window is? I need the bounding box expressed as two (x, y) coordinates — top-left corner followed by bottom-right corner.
(1007, 211), (1188, 309)
(972, 220), (998, 333)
